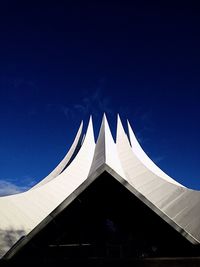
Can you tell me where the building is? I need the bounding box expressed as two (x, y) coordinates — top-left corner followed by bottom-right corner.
(1, 115), (200, 266)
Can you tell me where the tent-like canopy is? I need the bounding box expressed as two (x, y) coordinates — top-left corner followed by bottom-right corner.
(1, 115), (200, 260)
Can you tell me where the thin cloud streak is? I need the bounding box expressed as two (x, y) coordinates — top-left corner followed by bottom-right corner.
(0, 180), (28, 196)
(47, 87), (113, 119)
(0, 176), (36, 196)
(72, 88), (113, 117)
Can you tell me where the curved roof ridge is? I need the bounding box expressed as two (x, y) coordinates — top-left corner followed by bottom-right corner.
(1, 114), (200, 260)
(31, 120), (84, 189)
(127, 120), (184, 187)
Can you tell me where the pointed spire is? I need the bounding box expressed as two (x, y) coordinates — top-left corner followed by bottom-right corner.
(116, 115), (133, 148)
(127, 120), (139, 150)
(83, 115), (95, 145)
(127, 119), (149, 157)
(117, 113), (122, 128)
(89, 114), (125, 177)
(93, 112), (113, 148)
(102, 113), (114, 147)
(88, 114), (106, 175)
(97, 112), (110, 140)
(117, 114), (126, 140)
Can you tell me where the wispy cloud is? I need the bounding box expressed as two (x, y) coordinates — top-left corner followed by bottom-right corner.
(0, 180), (27, 196)
(151, 155), (165, 164)
(128, 107), (166, 168)
(47, 86), (113, 119)
(0, 176), (36, 196)
(73, 87), (113, 117)
(127, 109), (153, 144)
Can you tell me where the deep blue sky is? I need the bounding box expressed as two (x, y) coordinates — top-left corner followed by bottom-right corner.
(0, 1), (200, 195)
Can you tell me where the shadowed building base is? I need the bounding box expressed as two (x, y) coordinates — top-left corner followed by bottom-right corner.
(2, 172), (200, 266)
(2, 257), (200, 267)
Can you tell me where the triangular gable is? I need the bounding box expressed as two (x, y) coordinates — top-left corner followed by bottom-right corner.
(1, 114), (200, 260)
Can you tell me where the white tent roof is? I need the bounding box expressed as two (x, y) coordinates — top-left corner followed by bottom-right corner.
(1, 114), (200, 259)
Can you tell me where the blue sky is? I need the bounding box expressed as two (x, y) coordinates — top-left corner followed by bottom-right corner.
(0, 1), (200, 195)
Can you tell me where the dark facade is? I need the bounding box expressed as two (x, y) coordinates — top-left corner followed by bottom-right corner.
(2, 172), (200, 267)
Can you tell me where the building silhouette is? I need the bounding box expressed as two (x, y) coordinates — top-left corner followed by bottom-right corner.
(1, 114), (200, 266)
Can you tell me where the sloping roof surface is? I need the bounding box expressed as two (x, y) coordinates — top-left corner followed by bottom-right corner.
(0, 114), (200, 259)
